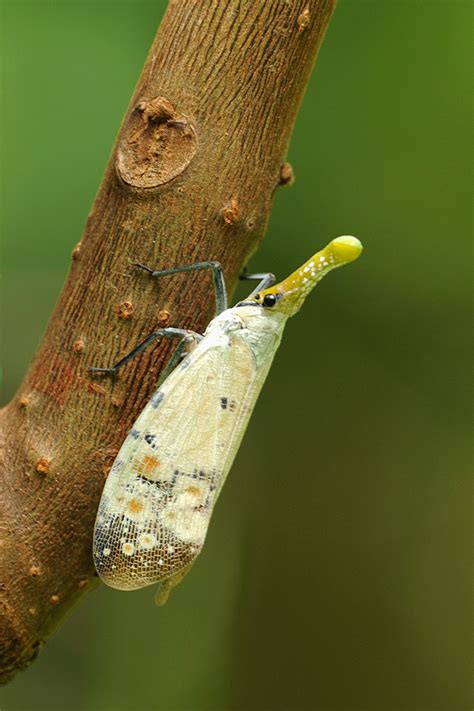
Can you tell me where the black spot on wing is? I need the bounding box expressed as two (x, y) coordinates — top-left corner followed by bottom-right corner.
(144, 433), (157, 448)
(110, 458), (124, 474)
(129, 428), (141, 440)
(136, 473), (164, 489)
(151, 391), (164, 409)
(220, 396), (237, 412)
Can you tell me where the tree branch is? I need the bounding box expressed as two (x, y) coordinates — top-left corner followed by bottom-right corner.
(0, 0), (335, 681)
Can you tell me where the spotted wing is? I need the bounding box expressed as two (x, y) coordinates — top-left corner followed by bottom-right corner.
(93, 333), (272, 590)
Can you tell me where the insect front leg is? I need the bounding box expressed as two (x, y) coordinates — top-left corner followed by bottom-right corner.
(239, 269), (276, 296)
(134, 260), (228, 315)
(89, 327), (202, 376)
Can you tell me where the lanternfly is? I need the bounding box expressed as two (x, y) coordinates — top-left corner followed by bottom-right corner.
(91, 236), (363, 604)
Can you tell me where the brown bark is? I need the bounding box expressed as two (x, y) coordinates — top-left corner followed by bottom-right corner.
(0, 0), (336, 681)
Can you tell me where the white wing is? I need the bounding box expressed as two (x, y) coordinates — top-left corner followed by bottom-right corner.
(93, 329), (273, 590)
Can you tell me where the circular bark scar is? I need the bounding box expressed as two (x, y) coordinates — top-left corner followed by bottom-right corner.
(116, 96), (197, 188)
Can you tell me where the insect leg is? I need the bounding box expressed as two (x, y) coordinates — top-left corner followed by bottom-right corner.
(239, 270), (276, 297)
(154, 332), (198, 388)
(154, 564), (194, 606)
(135, 261), (228, 315)
(89, 327), (202, 376)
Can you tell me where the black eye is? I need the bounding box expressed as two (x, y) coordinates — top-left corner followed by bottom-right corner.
(263, 293), (277, 307)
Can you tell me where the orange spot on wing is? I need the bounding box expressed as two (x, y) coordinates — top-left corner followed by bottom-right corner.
(142, 455), (160, 473)
(185, 485), (202, 497)
(128, 498), (144, 514)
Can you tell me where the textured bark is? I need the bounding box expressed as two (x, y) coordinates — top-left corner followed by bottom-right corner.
(0, 0), (335, 681)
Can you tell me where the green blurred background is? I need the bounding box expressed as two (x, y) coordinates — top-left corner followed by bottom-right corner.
(1, 1), (471, 710)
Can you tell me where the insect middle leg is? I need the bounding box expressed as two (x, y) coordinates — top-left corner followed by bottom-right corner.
(135, 260), (228, 315)
(89, 327), (202, 376)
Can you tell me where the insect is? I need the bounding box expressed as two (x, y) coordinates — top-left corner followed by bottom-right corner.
(92, 236), (363, 604)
